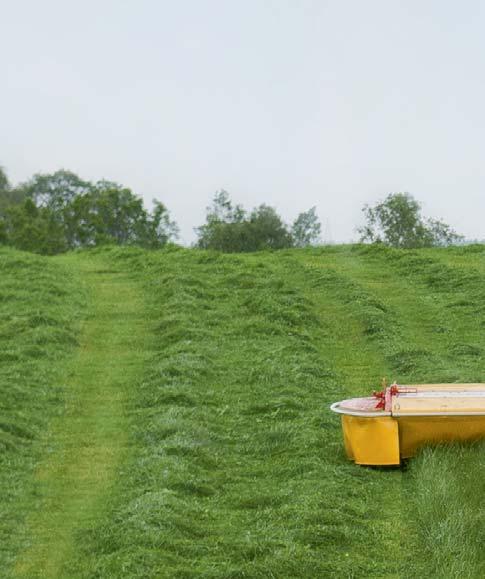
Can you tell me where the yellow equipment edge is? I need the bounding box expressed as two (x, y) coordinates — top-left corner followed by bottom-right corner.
(332, 384), (485, 465)
(340, 414), (485, 465)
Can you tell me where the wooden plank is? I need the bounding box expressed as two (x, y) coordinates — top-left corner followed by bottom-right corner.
(403, 383), (485, 392)
(392, 395), (485, 414)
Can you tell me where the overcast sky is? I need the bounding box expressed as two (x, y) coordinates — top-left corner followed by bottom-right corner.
(2, 0), (484, 243)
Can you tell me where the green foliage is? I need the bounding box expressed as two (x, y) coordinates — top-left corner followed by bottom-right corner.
(247, 204), (293, 250)
(17, 170), (91, 212)
(15, 170), (92, 249)
(149, 200), (180, 247)
(0, 166), (26, 223)
(0, 169), (178, 254)
(195, 190), (248, 252)
(359, 192), (463, 248)
(66, 181), (178, 248)
(0, 166), (9, 194)
(292, 206), (321, 247)
(196, 190), (301, 252)
(426, 217), (464, 247)
(2, 198), (67, 255)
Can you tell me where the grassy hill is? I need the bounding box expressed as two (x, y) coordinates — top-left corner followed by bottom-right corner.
(0, 244), (484, 577)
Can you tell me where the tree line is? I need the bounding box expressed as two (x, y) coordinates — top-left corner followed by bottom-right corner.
(0, 165), (463, 255)
(196, 190), (321, 252)
(0, 168), (178, 254)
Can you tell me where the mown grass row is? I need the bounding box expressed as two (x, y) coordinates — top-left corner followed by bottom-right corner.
(0, 248), (85, 570)
(62, 246), (404, 577)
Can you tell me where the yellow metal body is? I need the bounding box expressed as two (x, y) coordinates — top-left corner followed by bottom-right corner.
(341, 415), (399, 465)
(341, 414), (485, 465)
(397, 415), (485, 459)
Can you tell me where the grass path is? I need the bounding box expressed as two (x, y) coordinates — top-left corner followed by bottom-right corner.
(12, 255), (148, 578)
(287, 253), (404, 575)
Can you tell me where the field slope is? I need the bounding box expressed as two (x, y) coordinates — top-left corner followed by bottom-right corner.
(0, 244), (484, 578)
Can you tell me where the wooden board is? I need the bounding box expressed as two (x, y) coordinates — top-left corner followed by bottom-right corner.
(392, 387), (485, 415)
(403, 383), (485, 391)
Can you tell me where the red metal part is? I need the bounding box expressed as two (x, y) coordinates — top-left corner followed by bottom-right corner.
(372, 389), (386, 409)
(373, 383), (400, 410)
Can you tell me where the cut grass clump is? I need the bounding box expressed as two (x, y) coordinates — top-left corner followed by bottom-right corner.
(387, 347), (437, 374)
(302, 266), (399, 341)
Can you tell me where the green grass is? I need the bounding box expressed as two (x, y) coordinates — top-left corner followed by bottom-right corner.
(12, 255), (150, 578)
(0, 244), (484, 577)
(404, 442), (485, 578)
(0, 248), (85, 571)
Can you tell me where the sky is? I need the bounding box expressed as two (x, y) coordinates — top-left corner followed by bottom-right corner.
(2, 0), (484, 244)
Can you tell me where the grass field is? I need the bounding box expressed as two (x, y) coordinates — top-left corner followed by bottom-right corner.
(0, 244), (484, 577)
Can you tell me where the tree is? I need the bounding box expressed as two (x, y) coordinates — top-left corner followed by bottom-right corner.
(0, 166), (9, 195)
(17, 170), (91, 211)
(426, 218), (464, 247)
(358, 192), (462, 248)
(66, 181), (178, 248)
(14, 170), (92, 248)
(0, 166), (27, 244)
(0, 167), (178, 254)
(0, 167), (26, 216)
(2, 198), (66, 254)
(196, 190), (248, 252)
(247, 204), (293, 250)
(204, 189), (246, 224)
(82, 182), (150, 246)
(292, 206), (321, 247)
(146, 200), (179, 248)
(0, 167), (10, 242)
(196, 191), (293, 252)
